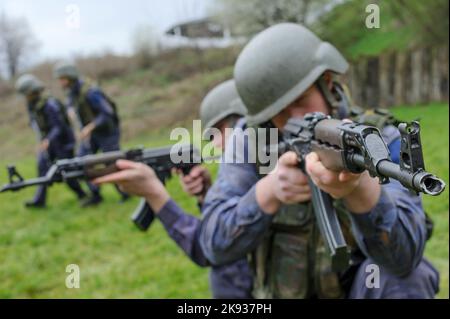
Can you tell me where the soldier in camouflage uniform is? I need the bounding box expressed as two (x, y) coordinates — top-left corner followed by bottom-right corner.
(196, 23), (439, 299)
(94, 80), (253, 298)
(15, 74), (87, 208)
(54, 62), (129, 206)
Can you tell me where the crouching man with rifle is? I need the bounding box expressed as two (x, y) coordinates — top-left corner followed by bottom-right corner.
(195, 24), (445, 299)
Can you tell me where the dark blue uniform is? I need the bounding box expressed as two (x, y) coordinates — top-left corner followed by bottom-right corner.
(28, 97), (86, 205)
(150, 118), (253, 298)
(157, 198), (253, 299)
(68, 80), (126, 199)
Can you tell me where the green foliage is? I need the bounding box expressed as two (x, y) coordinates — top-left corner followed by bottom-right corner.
(212, 0), (332, 36)
(385, 0), (449, 45)
(314, 0), (448, 60)
(0, 104), (447, 298)
(391, 103), (449, 299)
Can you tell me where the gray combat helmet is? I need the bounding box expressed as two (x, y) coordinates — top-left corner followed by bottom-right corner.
(201, 79), (247, 137)
(53, 61), (79, 80)
(234, 23), (349, 126)
(15, 74), (45, 95)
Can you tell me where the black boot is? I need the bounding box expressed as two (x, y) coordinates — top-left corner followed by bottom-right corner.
(27, 185), (47, 208)
(80, 194), (103, 207)
(77, 192), (88, 205)
(24, 200), (46, 208)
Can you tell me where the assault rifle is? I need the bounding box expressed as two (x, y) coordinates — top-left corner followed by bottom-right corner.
(271, 112), (445, 272)
(1, 144), (208, 231)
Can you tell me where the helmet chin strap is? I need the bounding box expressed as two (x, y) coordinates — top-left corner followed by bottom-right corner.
(316, 76), (353, 119)
(316, 76), (341, 117)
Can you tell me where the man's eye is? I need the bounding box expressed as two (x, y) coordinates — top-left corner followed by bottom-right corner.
(296, 94), (309, 103)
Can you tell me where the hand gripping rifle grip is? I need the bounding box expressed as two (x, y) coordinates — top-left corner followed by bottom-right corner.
(131, 198), (155, 231)
(130, 163), (197, 231)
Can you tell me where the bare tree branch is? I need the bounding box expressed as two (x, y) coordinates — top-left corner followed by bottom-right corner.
(211, 0), (332, 36)
(0, 13), (39, 79)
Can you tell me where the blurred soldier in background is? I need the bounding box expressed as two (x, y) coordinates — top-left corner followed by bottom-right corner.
(93, 80), (253, 299)
(15, 74), (87, 208)
(53, 62), (129, 206)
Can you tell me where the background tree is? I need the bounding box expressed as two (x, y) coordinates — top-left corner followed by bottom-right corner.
(385, 0), (449, 45)
(314, 0), (449, 59)
(210, 0), (334, 36)
(0, 12), (39, 79)
(131, 24), (161, 69)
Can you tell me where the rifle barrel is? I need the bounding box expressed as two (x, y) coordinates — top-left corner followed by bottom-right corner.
(350, 154), (445, 196)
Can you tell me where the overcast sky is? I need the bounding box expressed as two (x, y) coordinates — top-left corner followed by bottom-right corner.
(0, 0), (211, 62)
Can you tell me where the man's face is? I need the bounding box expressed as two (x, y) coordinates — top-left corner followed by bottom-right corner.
(26, 92), (39, 104)
(211, 118), (232, 151)
(58, 77), (71, 90)
(271, 84), (330, 130)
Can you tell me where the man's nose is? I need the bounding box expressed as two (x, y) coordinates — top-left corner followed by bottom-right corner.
(212, 136), (222, 149)
(289, 108), (306, 118)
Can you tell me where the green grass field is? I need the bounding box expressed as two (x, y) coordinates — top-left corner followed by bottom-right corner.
(0, 103), (448, 298)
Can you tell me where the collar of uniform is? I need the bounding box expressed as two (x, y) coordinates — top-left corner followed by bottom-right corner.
(70, 79), (83, 97)
(28, 94), (45, 112)
(36, 93), (51, 112)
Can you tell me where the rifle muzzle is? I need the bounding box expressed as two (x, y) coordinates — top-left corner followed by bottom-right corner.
(416, 173), (446, 196)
